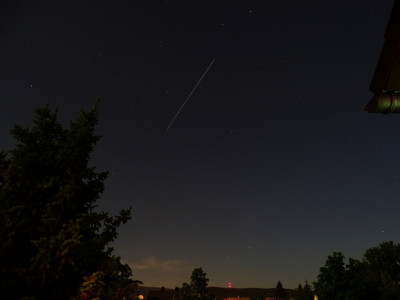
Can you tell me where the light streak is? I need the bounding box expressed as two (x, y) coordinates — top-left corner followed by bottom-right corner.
(166, 59), (214, 131)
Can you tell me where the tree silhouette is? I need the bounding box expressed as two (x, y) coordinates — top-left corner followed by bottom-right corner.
(0, 103), (139, 299)
(313, 242), (400, 300)
(274, 281), (288, 299)
(313, 252), (346, 300)
(294, 281), (314, 300)
(175, 268), (214, 300)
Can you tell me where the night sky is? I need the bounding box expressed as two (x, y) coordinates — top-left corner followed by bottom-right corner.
(1, 0), (400, 289)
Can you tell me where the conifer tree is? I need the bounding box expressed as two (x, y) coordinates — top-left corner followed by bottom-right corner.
(0, 103), (139, 299)
(274, 281), (288, 299)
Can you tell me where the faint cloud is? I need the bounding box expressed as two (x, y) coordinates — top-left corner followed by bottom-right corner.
(128, 257), (196, 287)
(130, 257), (192, 273)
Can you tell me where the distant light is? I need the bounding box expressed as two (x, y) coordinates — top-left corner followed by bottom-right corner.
(138, 295), (144, 299)
(228, 282), (232, 288)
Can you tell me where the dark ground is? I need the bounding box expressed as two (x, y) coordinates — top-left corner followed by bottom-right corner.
(137, 286), (295, 300)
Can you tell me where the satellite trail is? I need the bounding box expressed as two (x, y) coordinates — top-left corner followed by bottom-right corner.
(166, 59), (215, 131)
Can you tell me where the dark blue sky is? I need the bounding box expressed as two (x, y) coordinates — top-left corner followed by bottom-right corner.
(1, 0), (399, 289)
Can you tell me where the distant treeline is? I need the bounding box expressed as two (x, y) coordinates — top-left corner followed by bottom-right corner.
(139, 286), (294, 300)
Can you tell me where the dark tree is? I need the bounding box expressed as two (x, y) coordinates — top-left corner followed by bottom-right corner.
(175, 268), (214, 300)
(362, 241), (400, 299)
(0, 103), (139, 300)
(295, 283), (303, 297)
(176, 282), (194, 300)
(294, 281), (314, 300)
(302, 281), (313, 299)
(313, 252), (347, 300)
(314, 242), (400, 300)
(190, 267), (209, 298)
(274, 281), (288, 299)
(344, 257), (378, 300)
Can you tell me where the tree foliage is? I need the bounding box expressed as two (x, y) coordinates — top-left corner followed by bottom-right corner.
(0, 103), (140, 299)
(274, 281), (288, 299)
(313, 241), (400, 300)
(313, 252), (346, 300)
(294, 281), (314, 300)
(174, 268), (214, 300)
